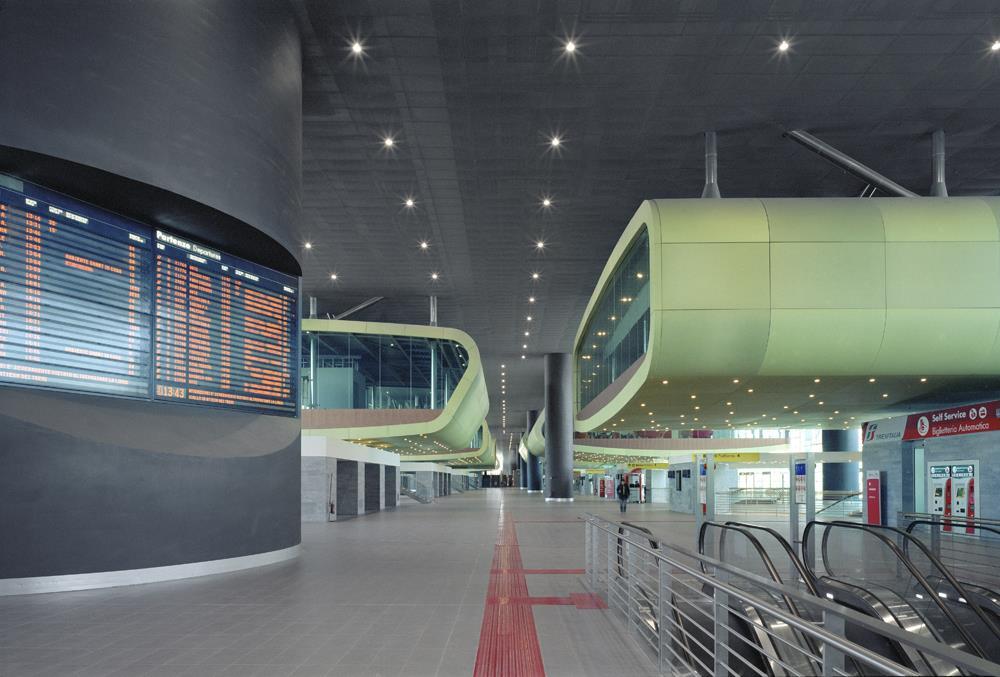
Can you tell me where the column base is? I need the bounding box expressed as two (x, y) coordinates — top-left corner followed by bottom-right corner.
(544, 497), (574, 502)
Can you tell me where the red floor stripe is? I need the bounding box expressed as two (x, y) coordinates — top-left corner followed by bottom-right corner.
(473, 514), (546, 677)
(490, 568), (585, 575)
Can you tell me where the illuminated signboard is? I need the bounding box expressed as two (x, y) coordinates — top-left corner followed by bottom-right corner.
(0, 183), (152, 397)
(0, 176), (298, 415)
(154, 230), (297, 414)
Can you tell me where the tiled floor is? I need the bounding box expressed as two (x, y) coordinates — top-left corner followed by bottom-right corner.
(0, 490), (688, 677)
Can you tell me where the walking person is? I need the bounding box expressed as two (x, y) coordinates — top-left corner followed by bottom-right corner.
(616, 477), (631, 513)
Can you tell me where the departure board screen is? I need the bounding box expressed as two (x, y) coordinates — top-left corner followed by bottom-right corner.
(0, 175), (299, 416)
(0, 183), (152, 397)
(154, 231), (298, 414)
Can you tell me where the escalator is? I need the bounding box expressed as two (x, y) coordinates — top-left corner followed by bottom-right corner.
(803, 520), (997, 675)
(904, 517), (1000, 630)
(663, 521), (821, 677)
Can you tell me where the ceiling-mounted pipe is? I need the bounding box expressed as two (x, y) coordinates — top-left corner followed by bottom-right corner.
(333, 296), (384, 320)
(308, 296), (318, 319)
(784, 129), (918, 198)
(701, 131), (721, 198)
(930, 129), (948, 197)
(429, 295), (438, 327)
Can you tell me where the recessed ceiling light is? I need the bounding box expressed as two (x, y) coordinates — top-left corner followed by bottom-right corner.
(521, 355), (526, 359)
(526, 316), (532, 321)
(747, 388), (754, 393)
(522, 344), (527, 349)
(430, 272), (439, 280)
(920, 377), (927, 382)
(542, 197), (553, 208)
(992, 40), (1000, 52)
(528, 296), (536, 303)
(549, 135), (562, 148)
(882, 393), (889, 398)
(419, 241), (429, 250)
(531, 272), (540, 280)
(814, 378), (821, 383)
(304, 242), (312, 249)
(330, 273), (338, 280)
(524, 331), (529, 336)
(404, 197), (415, 208)
(383, 136), (395, 148)
(535, 240), (545, 250)
(350, 40), (364, 56)
(564, 39), (577, 54)
(868, 377), (876, 383)
(661, 379), (669, 385)
(778, 39), (790, 52)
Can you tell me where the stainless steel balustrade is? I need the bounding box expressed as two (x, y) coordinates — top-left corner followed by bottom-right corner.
(582, 514), (1000, 677)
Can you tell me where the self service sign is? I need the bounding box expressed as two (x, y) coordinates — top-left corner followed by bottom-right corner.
(864, 400), (1000, 442)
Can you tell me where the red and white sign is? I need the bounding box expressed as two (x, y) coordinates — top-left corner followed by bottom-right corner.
(865, 470), (883, 525)
(863, 399), (1000, 444)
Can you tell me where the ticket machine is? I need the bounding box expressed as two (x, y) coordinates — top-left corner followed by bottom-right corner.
(927, 461), (978, 535)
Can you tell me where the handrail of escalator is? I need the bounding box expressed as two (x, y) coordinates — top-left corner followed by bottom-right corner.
(804, 520), (989, 661)
(845, 520), (1000, 642)
(699, 521), (804, 615)
(619, 521), (660, 549)
(725, 521), (820, 596)
(904, 516), (1000, 539)
(814, 490), (862, 517)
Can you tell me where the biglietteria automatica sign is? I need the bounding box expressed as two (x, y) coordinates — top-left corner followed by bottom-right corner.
(863, 400), (1000, 443)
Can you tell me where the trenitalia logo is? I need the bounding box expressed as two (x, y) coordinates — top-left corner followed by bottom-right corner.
(865, 399), (1000, 444)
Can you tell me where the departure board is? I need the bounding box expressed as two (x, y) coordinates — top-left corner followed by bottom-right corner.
(0, 175), (299, 416)
(0, 183), (152, 397)
(154, 230), (298, 414)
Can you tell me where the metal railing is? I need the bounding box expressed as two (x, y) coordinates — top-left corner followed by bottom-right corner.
(583, 513), (1000, 677)
(713, 489), (862, 522)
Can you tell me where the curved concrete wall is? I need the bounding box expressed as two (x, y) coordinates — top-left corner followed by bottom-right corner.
(0, 1), (303, 583)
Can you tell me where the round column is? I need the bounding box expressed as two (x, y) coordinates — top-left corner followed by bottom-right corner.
(822, 429), (860, 492)
(544, 353), (574, 501)
(518, 453), (527, 489)
(525, 409), (542, 492)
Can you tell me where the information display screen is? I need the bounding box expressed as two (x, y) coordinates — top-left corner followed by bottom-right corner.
(0, 176), (298, 416)
(154, 231), (297, 414)
(0, 185), (152, 397)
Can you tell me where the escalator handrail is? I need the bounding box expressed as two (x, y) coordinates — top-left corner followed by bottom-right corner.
(847, 520), (1000, 643)
(619, 521), (660, 550)
(805, 520), (988, 661)
(700, 521), (805, 619)
(725, 521), (820, 596)
(904, 517), (1000, 540)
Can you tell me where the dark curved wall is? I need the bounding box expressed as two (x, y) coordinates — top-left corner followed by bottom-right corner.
(0, 0), (303, 579)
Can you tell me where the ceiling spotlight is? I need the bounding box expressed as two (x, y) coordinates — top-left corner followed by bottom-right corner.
(521, 354), (526, 359)
(404, 197), (415, 208)
(661, 380), (669, 385)
(383, 136), (395, 148)
(992, 40), (1000, 52)
(564, 39), (577, 54)
(868, 377), (876, 383)
(304, 242), (313, 250)
(430, 272), (439, 280)
(531, 272), (540, 280)
(528, 296), (536, 303)
(526, 316), (532, 321)
(419, 241), (429, 250)
(549, 135), (562, 148)
(524, 331), (530, 336)
(330, 273), (338, 281)
(813, 378), (821, 383)
(351, 40), (364, 55)
(522, 344), (527, 349)
(535, 240), (545, 250)
(920, 377), (928, 382)
(778, 39), (790, 52)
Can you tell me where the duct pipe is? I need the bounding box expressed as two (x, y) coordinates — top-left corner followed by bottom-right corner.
(429, 295), (438, 327)
(930, 129), (948, 197)
(701, 131), (721, 198)
(784, 129), (918, 198)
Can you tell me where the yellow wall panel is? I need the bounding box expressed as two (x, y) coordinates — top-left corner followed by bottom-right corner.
(761, 309), (885, 374)
(655, 198), (769, 243)
(765, 198), (885, 242)
(886, 242), (1000, 308)
(660, 243), (770, 309)
(770, 242), (885, 309)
